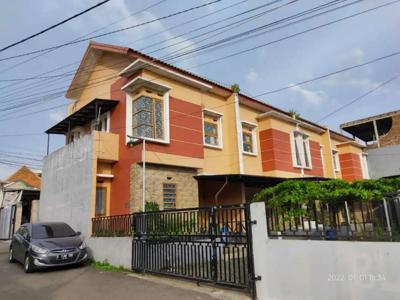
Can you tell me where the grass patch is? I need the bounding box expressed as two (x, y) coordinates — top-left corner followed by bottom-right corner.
(91, 259), (130, 273)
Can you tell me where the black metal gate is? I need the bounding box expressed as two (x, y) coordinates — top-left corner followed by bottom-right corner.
(132, 204), (255, 292)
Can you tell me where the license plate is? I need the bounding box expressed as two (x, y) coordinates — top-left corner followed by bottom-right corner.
(57, 253), (73, 260)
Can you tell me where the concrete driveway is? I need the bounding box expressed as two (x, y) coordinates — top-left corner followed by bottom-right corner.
(0, 241), (223, 300)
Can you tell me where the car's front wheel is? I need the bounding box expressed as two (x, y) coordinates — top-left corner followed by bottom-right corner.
(8, 248), (15, 263)
(24, 254), (34, 273)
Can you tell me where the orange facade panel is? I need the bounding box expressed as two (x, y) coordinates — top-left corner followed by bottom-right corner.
(108, 77), (205, 215)
(260, 128), (324, 177)
(339, 153), (363, 181)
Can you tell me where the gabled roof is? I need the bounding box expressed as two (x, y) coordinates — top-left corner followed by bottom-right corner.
(66, 41), (354, 143)
(6, 166), (41, 190)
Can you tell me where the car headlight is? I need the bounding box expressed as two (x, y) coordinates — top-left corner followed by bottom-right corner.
(31, 244), (48, 254)
(79, 241), (86, 250)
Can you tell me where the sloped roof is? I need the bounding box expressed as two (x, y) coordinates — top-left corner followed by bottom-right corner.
(67, 41), (354, 143)
(6, 166), (41, 190)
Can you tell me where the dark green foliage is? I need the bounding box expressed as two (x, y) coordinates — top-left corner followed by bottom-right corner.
(145, 201), (160, 212)
(254, 178), (400, 214)
(231, 83), (240, 93)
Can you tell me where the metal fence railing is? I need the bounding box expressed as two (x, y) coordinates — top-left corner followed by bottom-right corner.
(91, 214), (134, 237)
(266, 197), (400, 241)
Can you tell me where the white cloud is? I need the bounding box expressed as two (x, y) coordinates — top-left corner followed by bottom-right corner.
(246, 69), (258, 82)
(290, 84), (327, 105)
(49, 112), (64, 122)
(324, 75), (380, 91)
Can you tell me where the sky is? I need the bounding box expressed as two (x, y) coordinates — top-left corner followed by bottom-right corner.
(0, 0), (399, 179)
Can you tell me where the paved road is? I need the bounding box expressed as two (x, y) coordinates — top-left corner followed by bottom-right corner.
(0, 241), (217, 300)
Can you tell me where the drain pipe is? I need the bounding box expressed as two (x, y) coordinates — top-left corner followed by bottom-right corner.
(214, 176), (228, 206)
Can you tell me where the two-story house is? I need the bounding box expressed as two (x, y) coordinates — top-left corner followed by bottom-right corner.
(39, 42), (366, 236)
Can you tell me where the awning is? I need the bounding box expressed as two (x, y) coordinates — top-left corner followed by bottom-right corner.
(45, 98), (119, 134)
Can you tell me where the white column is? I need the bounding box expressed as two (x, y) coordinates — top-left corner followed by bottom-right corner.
(250, 202), (268, 300)
(234, 93), (244, 174)
(373, 120), (381, 148)
(142, 139), (146, 212)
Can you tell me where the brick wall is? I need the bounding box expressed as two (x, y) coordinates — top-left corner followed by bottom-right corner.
(130, 163), (199, 212)
(380, 115), (400, 147)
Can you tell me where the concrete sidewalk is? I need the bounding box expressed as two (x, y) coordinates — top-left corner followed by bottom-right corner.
(0, 241), (249, 300)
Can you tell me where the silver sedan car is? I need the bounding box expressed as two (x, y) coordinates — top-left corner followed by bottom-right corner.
(9, 222), (88, 273)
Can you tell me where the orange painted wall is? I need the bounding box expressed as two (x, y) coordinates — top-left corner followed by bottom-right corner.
(339, 153), (363, 181)
(260, 128), (300, 174)
(260, 128), (324, 176)
(108, 76), (204, 215)
(304, 140), (324, 177)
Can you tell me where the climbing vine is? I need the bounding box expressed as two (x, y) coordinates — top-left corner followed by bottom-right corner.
(254, 177), (400, 215)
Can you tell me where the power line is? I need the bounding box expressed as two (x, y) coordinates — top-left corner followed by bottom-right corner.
(0, 0), (396, 122)
(163, 0), (350, 61)
(252, 50), (400, 97)
(0, 0), (223, 62)
(182, 0), (400, 69)
(0, 0), (168, 75)
(0, 0), (295, 104)
(0, 0), (242, 93)
(317, 74), (400, 122)
(0, 0), (112, 53)
(0, 0), (354, 106)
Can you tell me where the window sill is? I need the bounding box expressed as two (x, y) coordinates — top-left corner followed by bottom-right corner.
(204, 143), (223, 150)
(293, 165), (312, 170)
(127, 137), (170, 145)
(243, 151), (257, 157)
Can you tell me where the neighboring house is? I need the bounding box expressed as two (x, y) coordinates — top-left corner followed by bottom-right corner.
(39, 41), (367, 237)
(341, 109), (400, 179)
(0, 166), (41, 239)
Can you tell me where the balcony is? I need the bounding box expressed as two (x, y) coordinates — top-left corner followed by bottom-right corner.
(93, 131), (119, 162)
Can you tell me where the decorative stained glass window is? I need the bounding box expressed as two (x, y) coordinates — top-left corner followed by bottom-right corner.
(132, 96), (163, 139)
(163, 183), (176, 210)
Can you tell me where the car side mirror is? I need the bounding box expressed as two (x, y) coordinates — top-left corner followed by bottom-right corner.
(76, 231), (81, 236)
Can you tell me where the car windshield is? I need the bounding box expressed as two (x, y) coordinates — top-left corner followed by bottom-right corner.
(32, 223), (76, 239)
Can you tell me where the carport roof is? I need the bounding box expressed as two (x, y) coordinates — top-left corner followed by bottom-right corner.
(194, 174), (329, 185)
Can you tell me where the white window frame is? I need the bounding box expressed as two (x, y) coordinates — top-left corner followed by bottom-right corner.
(332, 149), (340, 172)
(126, 92), (170, 145)
(202, 109), (223, 149)
(241, 121), (258, 156)
(290, 130), (312, 169)
(360, 153), (370, 179)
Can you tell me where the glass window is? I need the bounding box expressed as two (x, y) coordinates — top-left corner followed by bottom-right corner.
(32, 223), (76, 239)
(242, 123), (256, 154)
(332, 150), (340, 172)
(292, 131), (311, 168)
(132, 96), (163, 140)
(204, 121), (218, 146)
(243, 132), (253, 153)
(95, 188), (106, 216)
(163, 183), (176, 210)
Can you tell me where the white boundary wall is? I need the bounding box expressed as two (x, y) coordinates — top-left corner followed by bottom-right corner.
(250, 202), (400, 300)
(39, 135), (94, 238)
(87, 237), (132, 269)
